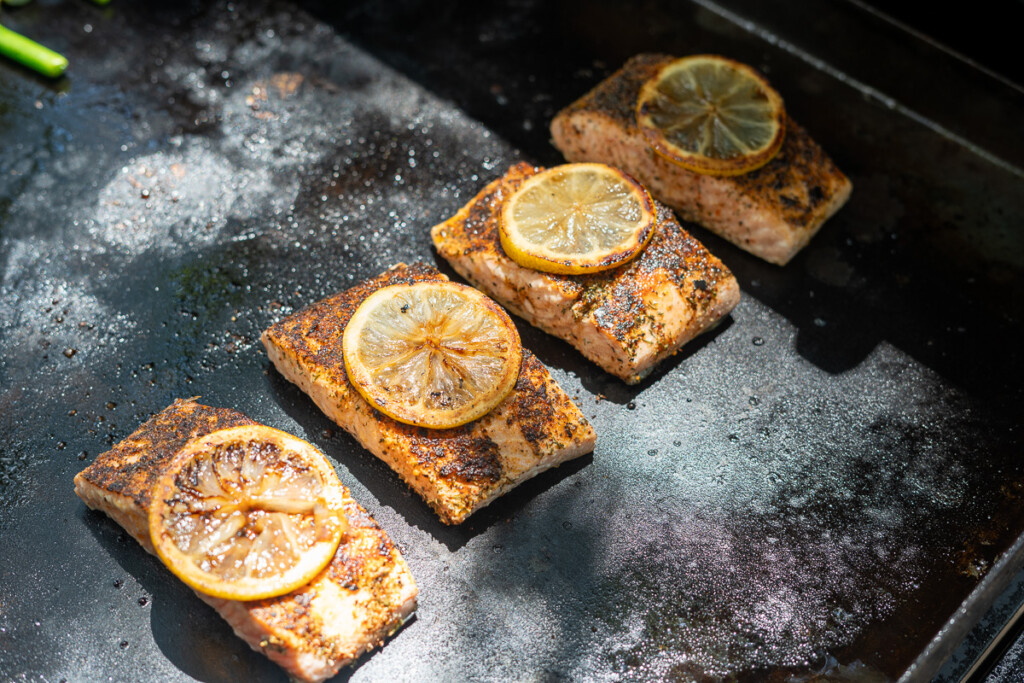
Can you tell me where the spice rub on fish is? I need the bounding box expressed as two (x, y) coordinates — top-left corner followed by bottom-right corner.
(261, 263), (596, 525)
(73, 398), (417, 683)
(432, 163), (740, 384)
(550, 53), (852, 265)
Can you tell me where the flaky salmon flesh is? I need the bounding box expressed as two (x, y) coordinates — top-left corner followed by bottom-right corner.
(550, 53), (853, 266)
(431, 162), (741, 385)
(73, 398), (417, 683)
(261, 263), (597, 526)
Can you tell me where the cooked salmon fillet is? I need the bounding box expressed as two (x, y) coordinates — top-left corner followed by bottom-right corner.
(261, 263), (596, 525)
(550, 53), (853, 265)
(73, 398), (417, 683)
(431, 162), (741, 384)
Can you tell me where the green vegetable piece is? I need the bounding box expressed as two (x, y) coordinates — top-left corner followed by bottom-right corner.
(0, 25), (68, 78)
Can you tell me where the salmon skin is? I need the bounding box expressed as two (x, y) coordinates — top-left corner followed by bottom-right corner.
(261, 263), (597, 525)
(431, 163), (741, 384)
(73, 398), (417, 683)
(550, 53), (853, 266)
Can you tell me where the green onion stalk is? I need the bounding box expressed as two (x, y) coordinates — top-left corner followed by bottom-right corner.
(0, 0), (69, 77)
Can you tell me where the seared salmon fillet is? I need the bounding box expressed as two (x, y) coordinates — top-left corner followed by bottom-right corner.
(431, 163), (741, 384)
(261, 263), (596, 525)
(73, 398), (417, 683)
(550, 53), (852, 265)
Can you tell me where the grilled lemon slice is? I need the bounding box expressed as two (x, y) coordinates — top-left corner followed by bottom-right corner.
(149, 425), (348, 601)
(499, 163), (656, 275)
(636, 55), (786, 176)
(343, 281), (522, 429)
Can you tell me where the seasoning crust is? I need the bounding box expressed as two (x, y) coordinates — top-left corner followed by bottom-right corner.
(551, 53), (852, 265)
(261, 263), (596, 525)
(432, 162), (741, 383)
(74, 398), (417, 683)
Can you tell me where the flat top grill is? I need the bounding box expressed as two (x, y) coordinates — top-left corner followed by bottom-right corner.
(0, 1), (1021, 681)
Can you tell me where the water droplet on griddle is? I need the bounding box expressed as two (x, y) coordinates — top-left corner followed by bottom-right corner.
(113, 579), (123, 589)
(562, 521), (572, 530)
(119, 640), (129, 649)
(627, 402), (636, 410)
(752, 337), (765, 346)
(63, 348), (77, 358)
(77, 451), (88, 461)
(56, 442), (66, 450)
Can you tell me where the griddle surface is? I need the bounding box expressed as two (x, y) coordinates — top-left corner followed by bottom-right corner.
(1, 1), (1022, 681)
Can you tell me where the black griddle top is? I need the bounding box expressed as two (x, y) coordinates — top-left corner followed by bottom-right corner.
(1, 1), (1022, 681)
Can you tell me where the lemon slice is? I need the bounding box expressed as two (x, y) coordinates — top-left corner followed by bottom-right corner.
(148, 425), (348, 601)
(636, 55), (786, 176)
(343, 281), (522, 429)
(499, 163), (656, 275)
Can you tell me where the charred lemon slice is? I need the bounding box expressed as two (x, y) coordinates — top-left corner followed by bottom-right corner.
(636, 55), (786, 176)
(499, 163), (656, 275)
(148, 425), (348, 601)
(343, 281), (521, 429)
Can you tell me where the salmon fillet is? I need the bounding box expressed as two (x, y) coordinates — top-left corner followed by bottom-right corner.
(261, 263), (596, 525)
(431, 162), (741, 384)
(73, 398), (417, 683)
(550, 53), (853, 265)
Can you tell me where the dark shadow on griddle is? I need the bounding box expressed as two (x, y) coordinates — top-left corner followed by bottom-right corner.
(448, 471), (610, 680)
(0, 62), (71, 94)
(265, 362), (593, 552)
(82, 507), (287, 683)
(572, 317), (734, 404)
